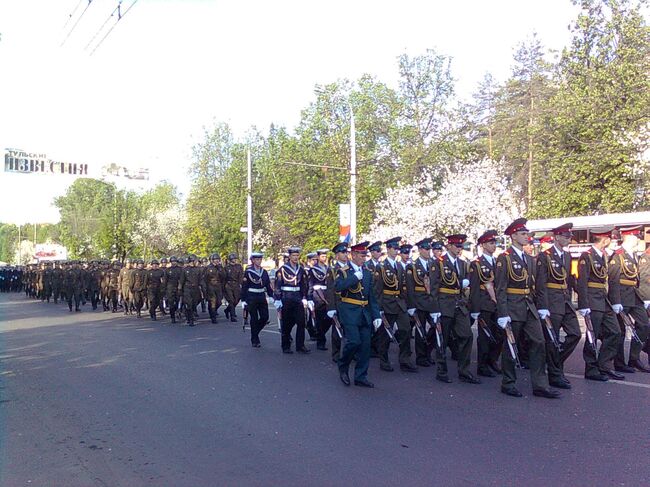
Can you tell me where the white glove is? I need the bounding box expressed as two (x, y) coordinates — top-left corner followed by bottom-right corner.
(354, 270), (363, 280)
(327, 310), (337, 318)
(392, 323), (398, 334)
(578, 308), (591, 317)
(301, 298), (308, 308)
(307, 300), (314, 311)
(497, 316), (511, 329)
(644, 301), (650, 310)
(538, 309), (550, 320)
(470, 312), (480, 320)
(241, 301), (247, 309)
(268, 297), (275, 304)
(462, 278), (470, 289)
(407, 308), (416, 316)
(611, 303), (623, 314)
(373, 319), (382, 331)
(430, 312), (441, 322)
(425, 321), (431, 333)
(274, 300), (283, 310)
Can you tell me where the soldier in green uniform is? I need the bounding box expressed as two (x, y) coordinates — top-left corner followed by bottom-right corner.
(119, 259), (134, 315)
(179, 254), (203, 326)
(608, 225), (650, 372)
(51, 261), (64, 304)
(144, 259), (165, 321)
(204, 253), (227, 323)
(495, 218), (560, 399)
(534, 223), (580, 389)
(430, 234), (480, 384)
(224, 253), (244, 322)
(336, 242), (381, 388)
(107, 261), (121, 312)
(64, 260), (84, 312)
(131, 259), (147, 318)
(165, 257), (183, 324)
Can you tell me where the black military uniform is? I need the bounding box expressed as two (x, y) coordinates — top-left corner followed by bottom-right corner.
(107, 262), (121, 312)
(144, 260), (165, 321)
(307, 249), (332, 351)
(204, 254), (227, 323)
(241, 252), (274, 347)
(373, 237), (417, 372)
(495, 218), (559, 399)
(469, 231), (504, 378)
(64, 261), (84, 312)
(324, 242), (349, 361)
(131, 260), (147, 318)
(274, 247), (310, 354)
(165, 257), (183, 323)
(608, 225), (650, 372)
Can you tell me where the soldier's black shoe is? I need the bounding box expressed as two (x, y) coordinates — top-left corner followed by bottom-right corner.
(354, 379), (374, 388)
(614, 364), (635, 373)
(629, 360), (650, 373)
(459, 374), (481, 384)
(340, 370), (351, 386)
(224, 308), (230, 319)
(477, 367), (497, 378)
(188, 322), (195, 327)
(400, 363), (418, 372)
(380, 363), (394, 372)
(603, 369), (625, 380)
(211, 318), (217, 324)
(501, 386), (523, 397)
(151, 315), (157, 321)
(436, 374), (452, 383)
(296, 347), (311, 354)
(171, 317), (176, 324)
(75, 308), (80, 312)
(316, 345), (328, 351)
(282, 349), (293, 354)
(585, 373), (609, 382)
(230, 316), (237, 323)
(252, 342), (261, 348)
(549, 379), (571, 389)
(416, 359), (431, 367)
(533, 388), (561, 399)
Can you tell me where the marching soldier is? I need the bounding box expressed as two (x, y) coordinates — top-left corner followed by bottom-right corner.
(406, 238), (437, 369)
(336, 242), (381, 388)
(204, 253), (227, 323)
(430, 234), (479, 384)
(51, 262), (63, 304)
(576, 227), (623, 380)
(64, 260), (84, 312)
(241, 252), (274, 347)
(365, 241), (383, 359)
(639, 244), (650, 357)
(534, 223), (580, 389)
(119, 259), (134, 315)
(179, 254), (203, 326)
(144, 259), (165, 321)
(495, 218), (560, 398)
(131, 259), (147, 318)
(88, 261), (102, 310)
(325, 242), (349, 360)
(374, 237), (418, 372)
(304, 251), (319, 340)
(107, 261), (121, 312)
(165, 256), (183, 324)
(224, 253), (244, 322)
(469, 230), (504, 378)
(273, 246), (311, 354)
(608, 225), (650, 373)
(307, 248), (332, 351)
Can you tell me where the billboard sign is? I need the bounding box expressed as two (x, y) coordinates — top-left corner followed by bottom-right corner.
(4, 149), (88, 176)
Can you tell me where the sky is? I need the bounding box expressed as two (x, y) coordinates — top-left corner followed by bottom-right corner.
(0, 0), (581, 225)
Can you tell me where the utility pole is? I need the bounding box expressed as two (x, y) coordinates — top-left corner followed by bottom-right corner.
(246, 149), (253, 261)
(18, 224), (22, 264)
(349, 103), (357, 245)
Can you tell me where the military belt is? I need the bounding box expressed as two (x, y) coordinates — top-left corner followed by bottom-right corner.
(341, 297), (368, 306)
(281, 286), (300, 292)
(620, 279), (637, 286)
(546, 283), (567, 290)
(506, 288), (529, 295)
(414, 286), (426, 292)
(382, 289), (400, 296)
(587, 282), (606, 289)
(439, 288), (460, 295)
(313, 285), (327, 290)
(248, 288), (266, 293)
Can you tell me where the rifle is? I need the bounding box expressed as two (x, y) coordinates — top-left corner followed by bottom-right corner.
(331, 314), (345, 359)
(583, 313), (599, 359)
(504, 323), (522, 368)
(543, 316), (562, 352)
(305, 307), (318, 338)
(411, 313), (428, 342)
(380, 314), (398, 343)
(432, 314), (446, 360)
(474, 317), (497, 344)
(619, 310), (644, 344)
(277, 308), (283, 331)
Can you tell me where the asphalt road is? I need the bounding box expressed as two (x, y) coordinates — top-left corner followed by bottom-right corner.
(0, 292), (649, 487)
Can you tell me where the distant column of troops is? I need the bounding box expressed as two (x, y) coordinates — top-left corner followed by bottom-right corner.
(5, 217), (650, 398)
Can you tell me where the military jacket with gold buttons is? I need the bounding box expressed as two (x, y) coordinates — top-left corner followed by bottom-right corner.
(534, 247), (575, 315)
(469, 255), (497, 314)
(405, 258), (436, 312)
(576, 248), (609, 312)
(639, 252), (650, 301)
(607, 249), (643, 307)
(373, 259), (407, 314)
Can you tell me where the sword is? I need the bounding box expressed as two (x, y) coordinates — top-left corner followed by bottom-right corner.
(243, 306), (249, 332)
(380, 314), (398, 343)
(277, 308), (283, 331)
(543, 316), (562, 352)
(583, 313), (599, 359)
(504, 323), (522, 368)
(331, 315), (345, 359)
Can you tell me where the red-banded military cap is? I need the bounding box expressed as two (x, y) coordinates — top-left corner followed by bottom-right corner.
(477, 230), (499, 245)
(446, 234), (467, 246)
(351, 241), (369, 254)
(504, 218), (528, 236)
(551, 222), (573, 237)
(539, 234), (554, 244)
(619, 225), (643, 237)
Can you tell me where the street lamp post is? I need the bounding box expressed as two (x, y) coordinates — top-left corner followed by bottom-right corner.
(246, 149), (253, 260)
(349, 103), (357, 245)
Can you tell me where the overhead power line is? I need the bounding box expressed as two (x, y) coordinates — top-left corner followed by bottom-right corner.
(60, 0), (94, 47)
(89, 0), (139, 56)
(84, 1), (123, 51)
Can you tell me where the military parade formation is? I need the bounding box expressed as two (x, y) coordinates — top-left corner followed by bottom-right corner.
(2, 218), (650, 399)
